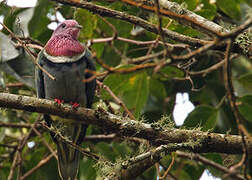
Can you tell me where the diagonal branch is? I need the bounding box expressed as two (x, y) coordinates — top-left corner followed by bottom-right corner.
(96, 80), (136, 120)
(116, 143), (190, 180)
(120, 0), (227, 36)
(50, 0), (208, 46)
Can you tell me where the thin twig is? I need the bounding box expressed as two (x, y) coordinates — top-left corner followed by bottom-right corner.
(221, 16), (252, 38)
(0, 22), (55, 80)
(40, 122), (101, 162)
(176, 151), (245, 180)
(5, 83), (25, 88)
(94, 26), (128, 62)
(0, 144), (17, 149)
(20, 153), (55, 180)
(223, 40), (249, 178)
(7, 128), (34, 180)
(189, 54), (239, 76)
(91, 52), (158, 75)
(7, 146), (20, 180)
(15, 42), (43, 50)
(96, 80), (136, 120)
(84, 134), (116, 141)
(0, 122), (33, 128)
(129, 50), (165, 64)
(153, 0), (170, 73)
(31, 127), (57, 159)
(157, 153), (175, 179)
(172, 40), (217, 61)
(120, 0), (226, 36)
(50, 0), (208, 46)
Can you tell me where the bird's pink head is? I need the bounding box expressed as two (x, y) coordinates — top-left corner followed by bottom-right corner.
(52, 20), (82, 39)
(45, 20), (84, 57)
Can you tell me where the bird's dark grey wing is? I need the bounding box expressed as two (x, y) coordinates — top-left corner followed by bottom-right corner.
(84, 49), (96, 109)
(74, 49), (96, 144)
(35, 50), (53, 130)
(35, 50), (45, 99)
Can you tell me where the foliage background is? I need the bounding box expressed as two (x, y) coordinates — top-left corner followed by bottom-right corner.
(0, 0), (251, 179)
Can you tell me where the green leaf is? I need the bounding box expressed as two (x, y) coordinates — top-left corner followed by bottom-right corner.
(216, 0), (241, 20)
(28, 0), (52, 39)
(197, 0), (217, 20)
(183, 105), (218, 131)
(177, 170), (194, 180)
(169, 23), (200, 37)
(97, 16), (132, 38)
(79, 158), (97, 180)
(102, 70), (149, 117)
(0, 3), (11, 17)
(172, 0), (198, 10)
(112, 141), (133, 158)
(203, 153), (223, 164)
(74, 9), (97, 40)
(149, 78), (166, 101)
(92, 42), (104, 58)
(238, 95), (252, 122)
(184, 164), (205, 180)
(95, 142), (116, 162)
(141, 166), (157, 180)
(154, 66), (184, 81)
(203, 153), (223, 177)
(237, 73), (252, 90)
(2, 8), (26, 35)
(124, 72), (149, 116)
(184, 0), (198, 10)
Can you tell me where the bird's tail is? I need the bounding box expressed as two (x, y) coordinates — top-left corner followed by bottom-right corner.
(54, 123), (87, 180)
(44, 113), (87, 180)
(56, 140), (80, 180)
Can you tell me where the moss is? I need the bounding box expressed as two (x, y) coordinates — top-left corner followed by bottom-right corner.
(94, 157), (116, 179)
(150, 115), (175, 131)
(235, 31), (252, 54)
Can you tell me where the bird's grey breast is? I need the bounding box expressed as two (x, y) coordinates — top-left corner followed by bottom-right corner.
(41, 53), (87, 106)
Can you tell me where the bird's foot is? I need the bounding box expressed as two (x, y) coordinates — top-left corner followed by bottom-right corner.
(54, 98), (64, 104)
(70, 102), (80, 109)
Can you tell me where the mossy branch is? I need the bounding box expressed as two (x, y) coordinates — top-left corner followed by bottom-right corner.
(0, 92), (252, 154)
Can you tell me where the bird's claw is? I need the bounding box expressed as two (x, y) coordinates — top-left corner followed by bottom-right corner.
(54, 98), (64, 104)
(70, 102), (80, 109)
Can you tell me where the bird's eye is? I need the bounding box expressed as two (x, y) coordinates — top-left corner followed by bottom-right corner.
(61, 23), (66, 28)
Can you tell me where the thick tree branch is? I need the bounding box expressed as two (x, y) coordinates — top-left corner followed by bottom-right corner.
(117, 143), (189, 180)
(0, 93), (252, 155)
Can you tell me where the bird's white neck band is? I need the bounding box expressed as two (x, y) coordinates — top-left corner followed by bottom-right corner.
(43, 50), (86, 63)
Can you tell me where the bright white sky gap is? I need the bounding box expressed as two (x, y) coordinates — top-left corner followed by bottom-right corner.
(0, 15), (3, 29)
(47, 12), (65, 30)
(173, 92), (195, 126)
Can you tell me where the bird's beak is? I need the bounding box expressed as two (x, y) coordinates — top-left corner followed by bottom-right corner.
(74, 24), (83, 29)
